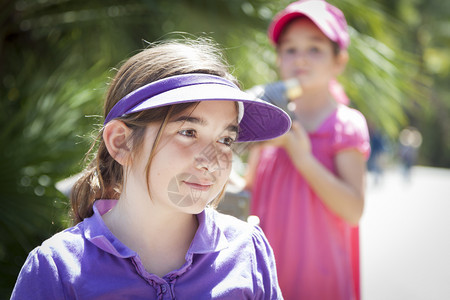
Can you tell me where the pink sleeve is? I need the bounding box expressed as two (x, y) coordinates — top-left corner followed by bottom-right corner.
(332, 107), (371, 160)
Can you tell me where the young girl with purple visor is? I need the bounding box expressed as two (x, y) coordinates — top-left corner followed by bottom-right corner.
(11, 39), (290, 299)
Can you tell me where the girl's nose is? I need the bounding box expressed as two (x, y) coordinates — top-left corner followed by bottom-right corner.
(194, 152), (220, 173)
(294, 51), (308, 63)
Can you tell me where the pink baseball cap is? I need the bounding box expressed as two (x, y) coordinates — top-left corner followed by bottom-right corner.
(268, 0), (350, 50)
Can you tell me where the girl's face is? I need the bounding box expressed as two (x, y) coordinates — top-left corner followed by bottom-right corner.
(277, 18), (345, 91)
(127, 100), (238, 214)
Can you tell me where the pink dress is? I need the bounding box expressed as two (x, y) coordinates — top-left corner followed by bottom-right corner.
(250, 104), (370, 300)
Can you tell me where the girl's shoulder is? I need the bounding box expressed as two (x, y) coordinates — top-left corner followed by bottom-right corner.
(209, 208), (259, 236)
(313, 104), (367, 135)
(334, 104), (368, 127)
(29, 222), (87, 262)
(11, 224), (89, 299)
(207, 209), (281, 296)
(333, 105), (370, 138)
(207, 208), (272, 251)
(328, 105), (371, 157)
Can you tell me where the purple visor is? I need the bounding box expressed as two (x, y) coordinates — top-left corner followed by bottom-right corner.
(104, 74), (291, 142)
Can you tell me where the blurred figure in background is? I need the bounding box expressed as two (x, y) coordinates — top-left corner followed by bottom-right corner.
(398, 126), (422, 181)
(245, 1), (371, 299)
(367, 123), (388, 185)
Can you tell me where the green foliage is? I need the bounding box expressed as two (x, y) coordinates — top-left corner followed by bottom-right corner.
(0, 0), (144, 295)
(0, 36), (107, 298)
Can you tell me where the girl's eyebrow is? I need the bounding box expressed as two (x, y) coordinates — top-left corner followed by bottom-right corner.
(173, 115), (206, 126)
(227, 124), (239, 135)
(173, 115), (239, 134)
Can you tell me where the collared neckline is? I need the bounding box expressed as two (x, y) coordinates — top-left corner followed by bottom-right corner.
(187, 207), (228, 254)
(83, 200), (229, 259)
(83, 200), (136, 258)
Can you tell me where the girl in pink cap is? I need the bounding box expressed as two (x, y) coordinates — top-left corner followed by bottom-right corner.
(245, 1), (371, 299)
(12, 39), (289, 299)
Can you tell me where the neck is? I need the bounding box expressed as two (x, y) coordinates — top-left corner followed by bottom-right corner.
(292, 88), (337, 132)
(102, 193), (198, 277)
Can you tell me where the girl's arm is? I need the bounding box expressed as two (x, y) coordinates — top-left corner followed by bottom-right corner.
(284, 122), (366, 225)
(251, 225), (283, 299)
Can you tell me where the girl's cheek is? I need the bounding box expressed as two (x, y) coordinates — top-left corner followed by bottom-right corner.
(280, 53), (296, 63)
(217, 150), (233, 173)
(166, 135), (200, 154)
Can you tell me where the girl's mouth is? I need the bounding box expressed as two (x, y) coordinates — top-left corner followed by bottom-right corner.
(294, 69), (308, 76)
(183, 181), (212, 191)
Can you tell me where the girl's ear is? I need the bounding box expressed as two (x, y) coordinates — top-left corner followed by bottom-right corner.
(334, 50), (349, 76)
(103, 120), (132, 166)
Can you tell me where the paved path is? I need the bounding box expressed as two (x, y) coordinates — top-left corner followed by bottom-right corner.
(361, 166), (450, 300)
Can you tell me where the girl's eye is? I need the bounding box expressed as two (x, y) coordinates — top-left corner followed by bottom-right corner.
(309, 46), (321, 54)
(218, 136), (235, 147)
(285, 48), (296, 54)
(284, 47), (297, 55)
(178, 129), (197, 138)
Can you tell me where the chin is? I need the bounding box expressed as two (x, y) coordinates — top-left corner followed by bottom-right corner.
(181, 200), (210, 215)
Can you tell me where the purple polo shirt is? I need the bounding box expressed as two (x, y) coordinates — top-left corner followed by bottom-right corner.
(12, 200), (282, 299)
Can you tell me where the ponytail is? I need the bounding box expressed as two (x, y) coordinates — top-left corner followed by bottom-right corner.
(70, 133), (123, 224)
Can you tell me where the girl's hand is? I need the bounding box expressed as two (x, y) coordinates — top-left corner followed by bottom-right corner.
(282, 121), (312, 164)
(257, 121), (312, 165)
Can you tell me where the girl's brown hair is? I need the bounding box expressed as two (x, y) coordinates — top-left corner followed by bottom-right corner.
(70, 38), (238, 224)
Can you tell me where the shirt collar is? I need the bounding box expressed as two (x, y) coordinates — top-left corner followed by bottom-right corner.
(83, 200), (136, 258)
(83, 200), (229, 258)
(188, 207), (229, 254)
